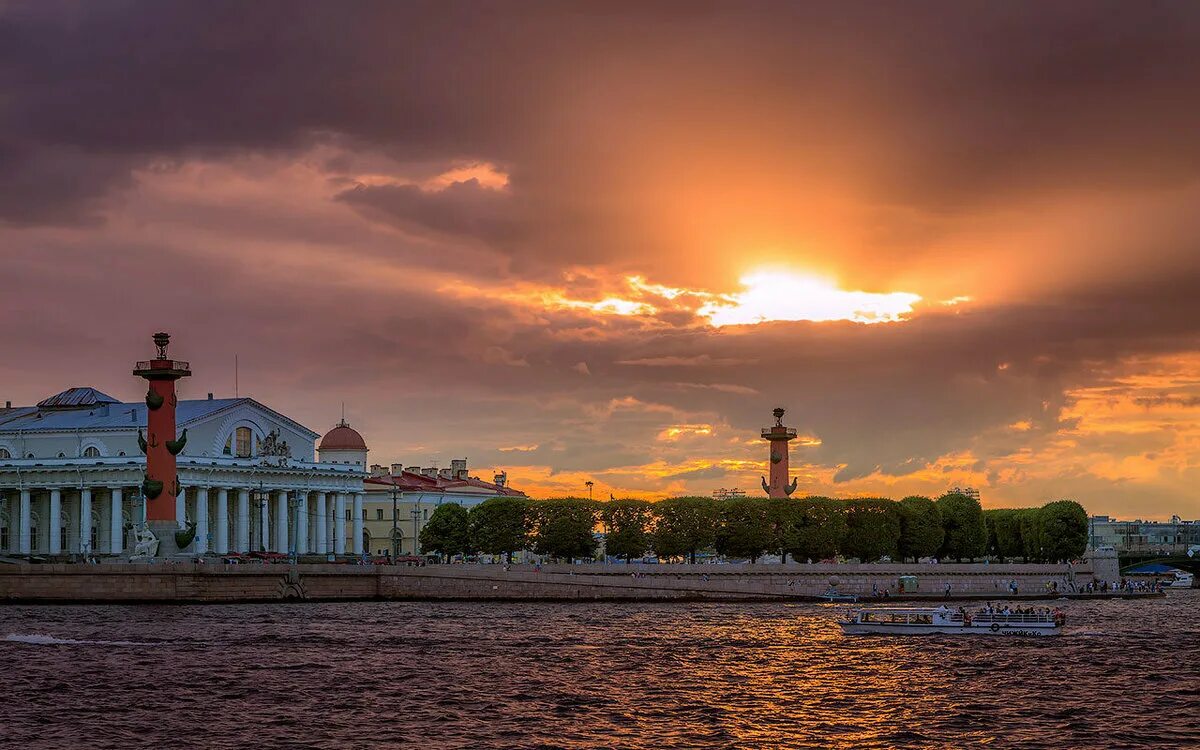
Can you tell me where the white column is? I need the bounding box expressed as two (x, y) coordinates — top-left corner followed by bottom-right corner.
(78, 488), (92, 554)
(195, 487), (209, 554)
(236, 489), (250, 553)
(274, 490), (288, 553)
(297, 493), (309, 555)
(315, 493), (328, 555)
(352, 493), (364, 556)
(48, 488), (62, 555)
(109, 488), (124, 555)
(215, 488), (229, 554)
(19, 489), (31, 555)
(176, 485), (186, 524)
(259, 495), (270, 552)
(334, 492), (346, 555)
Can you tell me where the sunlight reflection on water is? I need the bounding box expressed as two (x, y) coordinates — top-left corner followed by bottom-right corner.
(1, 593), (1197, 749)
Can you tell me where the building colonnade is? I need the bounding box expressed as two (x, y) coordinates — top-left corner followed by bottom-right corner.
(0, 486), (366, 558)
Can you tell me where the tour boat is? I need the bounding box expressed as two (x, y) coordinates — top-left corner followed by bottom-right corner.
(840, 606), (1064, 637)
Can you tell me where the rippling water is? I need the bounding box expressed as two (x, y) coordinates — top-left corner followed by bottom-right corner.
(2, 591), (1197, 749)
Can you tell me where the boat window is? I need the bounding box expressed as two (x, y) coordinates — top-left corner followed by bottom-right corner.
(911, 614), (932, 624)
(889, 613), (907, 623)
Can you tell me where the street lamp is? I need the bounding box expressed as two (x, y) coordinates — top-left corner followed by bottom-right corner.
(287, 490), (299, 564)
(585, 481), (594, 501)
(411, 507), (420, 556)
(252, 481), (266, 553)
(391, 482), (400, 562)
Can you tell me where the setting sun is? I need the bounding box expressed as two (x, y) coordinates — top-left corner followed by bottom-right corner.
(698, 270), (922, 327)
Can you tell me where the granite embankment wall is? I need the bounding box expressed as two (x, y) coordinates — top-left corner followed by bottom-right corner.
(0, 559), (1115, 604)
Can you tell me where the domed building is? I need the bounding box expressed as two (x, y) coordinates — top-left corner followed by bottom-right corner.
(318, 419), (368, 466)
(0, 383), (366, 559)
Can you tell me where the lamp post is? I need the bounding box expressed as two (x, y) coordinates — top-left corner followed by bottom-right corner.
(391, 482), (400, 562)
(288, 491), (298, 564)
(411, 507), (420, 556)
(585, 481), (594, 501)
(253, 482), (266, 553)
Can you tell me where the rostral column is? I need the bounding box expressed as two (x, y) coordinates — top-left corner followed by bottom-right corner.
(761, 407), (799, 498)
(133, 332), (192, 548)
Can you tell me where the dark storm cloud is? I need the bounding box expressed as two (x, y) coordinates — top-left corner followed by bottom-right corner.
(5, 1), (1200, 249)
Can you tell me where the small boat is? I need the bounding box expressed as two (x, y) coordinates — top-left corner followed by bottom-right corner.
(840, 606), (1064, 637)
(817, 588), (858, 602)
(820, 590), (859, 602)
(1165, 571), (1194, 588)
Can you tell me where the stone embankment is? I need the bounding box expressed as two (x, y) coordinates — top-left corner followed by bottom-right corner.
(0, 556), (1129, 604)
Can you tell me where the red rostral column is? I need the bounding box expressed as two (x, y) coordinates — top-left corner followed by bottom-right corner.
(133, 332), (191, 522)
(761, 407), (799, 498)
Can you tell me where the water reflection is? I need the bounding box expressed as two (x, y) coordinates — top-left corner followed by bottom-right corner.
(1, 593), (1197, 749)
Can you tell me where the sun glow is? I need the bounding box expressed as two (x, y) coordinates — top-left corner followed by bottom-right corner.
(698, 271), (922, 327)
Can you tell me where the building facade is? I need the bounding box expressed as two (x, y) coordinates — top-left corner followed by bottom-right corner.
(1088, 515), (1200, 556)
(0, 387), (366, 557)
(361, 462), (527, 557)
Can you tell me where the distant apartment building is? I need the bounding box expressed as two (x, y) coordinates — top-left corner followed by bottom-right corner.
(947, 486), (981, 501)
(712, 488), (746, 500)
(1088, 515), (1200, 556)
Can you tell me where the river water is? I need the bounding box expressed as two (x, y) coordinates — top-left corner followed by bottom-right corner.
(1, 591), (1197, 749)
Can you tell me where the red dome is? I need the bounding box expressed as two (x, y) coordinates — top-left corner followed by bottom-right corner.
(319, 420), (367, 451)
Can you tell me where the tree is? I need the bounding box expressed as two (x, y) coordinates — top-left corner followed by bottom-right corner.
(843, 498), (901, 562)
(419, 503), (471, 562)
(936, 492), (987, 562)
(529, 498), (599, 561)
(897, 496), (943, 562)
(1018, 507), (1043, 562)
(714, 497), (771, 562)
(651, 496), (717, 563)
(1036, 500), (1088, 562)
(602, 498), (653, 562)
(785, 497), (847, 562)
(765, 498), (802, 562)
(469, 497), (529, 563)
(984, 508), (1024, 562)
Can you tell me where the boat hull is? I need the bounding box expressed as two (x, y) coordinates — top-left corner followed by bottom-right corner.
(840, 622), (1060, 637)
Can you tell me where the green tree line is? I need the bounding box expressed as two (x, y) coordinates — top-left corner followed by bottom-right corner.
(418, 493), (1089, 564)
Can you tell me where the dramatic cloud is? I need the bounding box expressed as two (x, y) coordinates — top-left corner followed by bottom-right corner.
(2, 1), (1200, 518)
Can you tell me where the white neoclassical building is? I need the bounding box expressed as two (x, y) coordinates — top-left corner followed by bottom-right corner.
(0, 387), (371, 558)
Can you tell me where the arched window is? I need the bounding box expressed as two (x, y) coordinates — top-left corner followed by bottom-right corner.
(83, 446), (101, 458)
(235, 427), (253, 458)
(0, 448), (10, 459)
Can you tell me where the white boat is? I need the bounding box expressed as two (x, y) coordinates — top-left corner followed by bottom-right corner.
(840, 606), (1064, 637)
(1165, 570), (1194, 588)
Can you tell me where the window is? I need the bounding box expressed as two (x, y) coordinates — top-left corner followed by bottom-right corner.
(0, 526), (8, 549)
(0, 448), (10, 459)
(83, 446), (100, 458)
(361, 509), (367, 520)
(423, 508), (429, 521)
(235, 427), (252, 457)
(345, 510), (351, 521)
(376, 509), (384, 521)
(60, 526), (68, 551)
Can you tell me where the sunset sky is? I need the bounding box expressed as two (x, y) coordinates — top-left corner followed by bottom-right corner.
(3, 2), (1200, 518)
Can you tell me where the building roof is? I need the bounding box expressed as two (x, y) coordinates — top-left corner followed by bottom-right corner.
(0, 390), (318, 439)
(319, 420), (368, 451)
(36, 387), (120, 409)
(365, 470), (526, 497)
